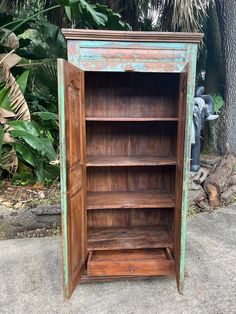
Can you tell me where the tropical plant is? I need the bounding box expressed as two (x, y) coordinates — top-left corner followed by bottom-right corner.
(105, 0), (209, 31)
(0, 0), (130, 184)
(9, 120), (59, 183)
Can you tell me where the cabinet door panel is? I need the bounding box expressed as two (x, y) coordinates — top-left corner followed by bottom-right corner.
(57, 59), (87, 300)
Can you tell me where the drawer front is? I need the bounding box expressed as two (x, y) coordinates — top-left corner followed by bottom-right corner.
(68, 41), (188, 73)
(87, 249), (175, 277)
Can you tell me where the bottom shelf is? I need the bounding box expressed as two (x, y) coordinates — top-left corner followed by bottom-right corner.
(88, 225), (173, 251)
(87, 248), (175, 277)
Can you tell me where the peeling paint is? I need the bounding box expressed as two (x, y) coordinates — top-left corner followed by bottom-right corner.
(179, 43), (198, 293)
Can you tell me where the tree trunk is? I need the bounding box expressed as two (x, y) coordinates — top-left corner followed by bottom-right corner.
(215, 0), (236, 155)
(205, 3), (224, 95)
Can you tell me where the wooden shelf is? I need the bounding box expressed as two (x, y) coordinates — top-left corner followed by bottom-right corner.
(87, 191), (175, 209)
(86, 117), (178, 122)
(87, 156), (176, 167)
(88, 225), (173, 251)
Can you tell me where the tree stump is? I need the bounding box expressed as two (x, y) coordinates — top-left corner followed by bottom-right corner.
(203, 154), (236, 206)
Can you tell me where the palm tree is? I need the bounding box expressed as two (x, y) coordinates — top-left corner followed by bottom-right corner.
(5, 0), (209, 31)
(105, 0), (209, 31)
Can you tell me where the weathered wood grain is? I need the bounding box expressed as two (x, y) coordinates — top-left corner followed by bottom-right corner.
(87, 248), (175, 277)
(88, 225), (173, 251)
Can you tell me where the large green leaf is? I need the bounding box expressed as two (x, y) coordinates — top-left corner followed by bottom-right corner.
(17, 70), (29, 94)
(32, 112), (58, 121)
(35, 162), (59, 183)
(0, 70), (30, 116)
(0, 84), (9, 104)
(79, 0), (107, 26)
(40, 137), (57, 160)
(13, 142), (36, 167)
(95, 4), (131, 30)
(10, 129), (57, 161)
(9, 120), (40, 137)
(0, 85), (12, 110)
(0, 125), (4, 157)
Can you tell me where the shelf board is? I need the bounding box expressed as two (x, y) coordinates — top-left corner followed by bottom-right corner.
(88, 225), (173, 251)
(86, 117), (178, 122)
(87, 191), (175, 210)
(87, 156), (176, 167)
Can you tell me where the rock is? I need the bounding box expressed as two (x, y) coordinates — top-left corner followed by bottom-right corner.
(13, 201), (23, 209)
(38, 191), (45, 199)
(0, 204), (61, 239)
(2, 201), (13, 208)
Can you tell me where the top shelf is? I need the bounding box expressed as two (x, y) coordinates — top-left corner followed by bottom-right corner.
(86, 117), (178, 122)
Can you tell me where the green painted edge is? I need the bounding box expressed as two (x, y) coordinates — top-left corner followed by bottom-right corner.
(179, 44), (198, 293)
(57, 59), (69, 297)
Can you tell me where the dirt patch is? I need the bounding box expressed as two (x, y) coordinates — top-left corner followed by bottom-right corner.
(0, 180), (61, 210)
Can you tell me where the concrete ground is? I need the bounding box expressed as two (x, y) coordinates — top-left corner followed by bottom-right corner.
(0, 205), (235, 314)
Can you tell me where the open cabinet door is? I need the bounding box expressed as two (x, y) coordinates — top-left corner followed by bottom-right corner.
(57, 59), (87, 300)
(175, 68), (189, 293)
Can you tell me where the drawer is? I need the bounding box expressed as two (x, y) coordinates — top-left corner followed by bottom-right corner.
(68, 40), (188, 73)
(87, 248), (175, 277)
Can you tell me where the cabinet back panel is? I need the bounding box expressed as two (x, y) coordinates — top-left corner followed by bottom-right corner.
(86, 122), (177, 157)
(85, 72), (179, 118)
(87, 166), (175, 192)
(88, 208), (173, 228)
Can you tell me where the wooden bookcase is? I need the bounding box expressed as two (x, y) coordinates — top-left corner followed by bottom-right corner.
(58, 29), (202, 299)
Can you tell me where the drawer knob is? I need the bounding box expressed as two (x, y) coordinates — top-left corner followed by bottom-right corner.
(129, 267), (136, 273)
(124, 65), (135, 72)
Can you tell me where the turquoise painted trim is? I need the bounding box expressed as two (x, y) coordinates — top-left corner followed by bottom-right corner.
(79, 55), (186, 63)
(74, 61), (188, 73)
(179, 44), (198, 292)
(74, 40), (187, 50)
(57, 59), (69, 296)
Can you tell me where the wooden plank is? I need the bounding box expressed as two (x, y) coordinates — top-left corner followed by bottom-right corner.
(62, 29), (203, 43)
(87, 156), (176, 167)
(86, 117), (178, 121)
(80, 273), (175, 283)
(87, 191), (175, 209)
(87, 249), (175, 277)
(88, 225), (173, 251)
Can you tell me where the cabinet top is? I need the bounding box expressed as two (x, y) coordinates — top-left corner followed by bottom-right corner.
(62, 29), (203, 43)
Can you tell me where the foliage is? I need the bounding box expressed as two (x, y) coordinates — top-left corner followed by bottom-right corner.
(163, 0), (209, 32)
(0, 1), (130, 185)
(9, 120), (59, 183)
(213, 94), (224, 114)
(106, 0), (209, 31)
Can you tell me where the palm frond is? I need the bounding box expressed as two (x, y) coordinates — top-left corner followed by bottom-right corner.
(31, 61), (57, 110)
(164, 0), (210, 31)
(0, 52), (30, 121)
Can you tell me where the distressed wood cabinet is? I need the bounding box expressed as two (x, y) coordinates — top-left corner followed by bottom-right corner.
(57, 29), (203, 299)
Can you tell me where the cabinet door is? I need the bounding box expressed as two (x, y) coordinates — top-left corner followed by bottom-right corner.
(175, 69), (188, 293)
(57, 59), (87, 299)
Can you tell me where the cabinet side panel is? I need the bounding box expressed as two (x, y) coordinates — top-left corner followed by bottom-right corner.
(175, 44), (198, 293)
